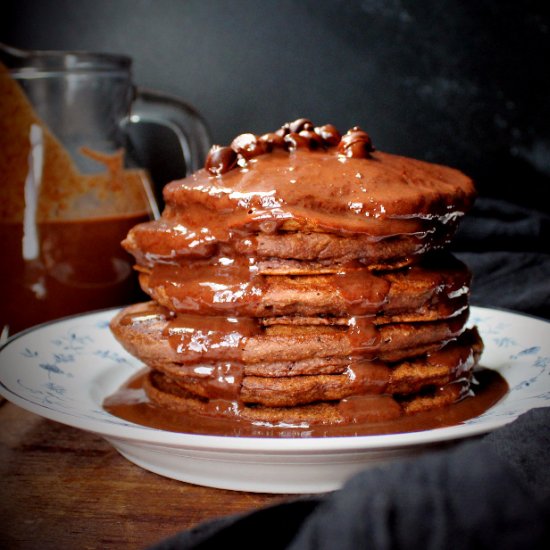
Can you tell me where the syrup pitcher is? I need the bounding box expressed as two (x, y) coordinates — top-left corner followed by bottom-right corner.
(0, 43), (211, 335)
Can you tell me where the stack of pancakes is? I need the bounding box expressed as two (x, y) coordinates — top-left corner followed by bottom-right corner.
(111, 119), (482, 426)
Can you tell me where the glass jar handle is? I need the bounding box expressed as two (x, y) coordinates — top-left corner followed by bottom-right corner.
(128, 87), (211, 174)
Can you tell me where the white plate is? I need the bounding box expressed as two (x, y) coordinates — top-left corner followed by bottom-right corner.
(1, 306), (549, 493)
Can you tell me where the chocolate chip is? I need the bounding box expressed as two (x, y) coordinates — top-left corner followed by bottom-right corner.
(338, 127), (375, 158)
(314, 124), (341, 146)
(259, 132), (285, 151)
(275, 125), (291, 138)
(205, 145), (238, 175)
(288, 118), (314, 133)
(231, 133), (267, 160)
(283, 132), (310, 151)
(298, 129), (324, 149)
(341, 140), (373, 158)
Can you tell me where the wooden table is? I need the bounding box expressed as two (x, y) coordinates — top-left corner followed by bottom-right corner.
(0, 400), (292, 549)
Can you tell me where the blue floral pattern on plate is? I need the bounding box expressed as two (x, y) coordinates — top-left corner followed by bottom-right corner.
(0, 310), (145, 430)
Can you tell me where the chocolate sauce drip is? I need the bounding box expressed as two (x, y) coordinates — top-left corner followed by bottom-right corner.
(345, 360), (391, 393)
(118, 301), (171, 326)
(163, 363), (244, 400)
(347, 317), (380, 355)
(164, 314), (260, 363)
(337, 395), (403, 423)
(333, 270), (391, 314)
(148, 258), (264, 314)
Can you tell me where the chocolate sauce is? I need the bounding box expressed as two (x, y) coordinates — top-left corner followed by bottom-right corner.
(347, 316), (380, 355)
(173, 364), (244, 399)
(161, 148), (475, 239)
(0, 63), (159, 334)
(337, 394), (403, 422)
(345, 360), (391, 393)
(427, 338), (473, 373)
(104, 368), (508, 437)
(126, 219), (219, 266)
(164, 314), (260, 362)
(147, 258), (265, 314)
(332, 270), (390, 314)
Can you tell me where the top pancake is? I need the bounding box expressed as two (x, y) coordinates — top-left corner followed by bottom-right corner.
(123, 145), (475, 268)
(162, 149), (475, 237)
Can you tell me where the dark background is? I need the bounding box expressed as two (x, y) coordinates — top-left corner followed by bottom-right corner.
(2, 0), (549, 316)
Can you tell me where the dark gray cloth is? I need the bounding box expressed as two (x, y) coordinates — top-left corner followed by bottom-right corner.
(150, 408), (550, 549)
(452, 197), (550, 320)
(286, 408), (550, 550)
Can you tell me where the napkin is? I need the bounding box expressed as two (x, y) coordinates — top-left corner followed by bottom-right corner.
(453, 196), (550, 320)
(149, 407), (550, 549)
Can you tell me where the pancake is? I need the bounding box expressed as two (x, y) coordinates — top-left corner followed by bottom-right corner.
(110, 301), (469, 367)
(123, 125), (475, 271)
(124, 218), (451, 271)
(145, 371), (471, 425)
(136, 252), (470, 320)
(151, 328), (481, 406)
(155, 149), (475, 257)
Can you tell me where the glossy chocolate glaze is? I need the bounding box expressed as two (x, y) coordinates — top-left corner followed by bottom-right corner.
(161, 148), (474, 238)
(137, 253), (470, 319)
(165, 314), (260, 363)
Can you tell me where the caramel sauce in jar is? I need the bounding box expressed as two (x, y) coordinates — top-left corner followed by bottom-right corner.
(1, 212), (150, 333)
(0, 62), (157, 333)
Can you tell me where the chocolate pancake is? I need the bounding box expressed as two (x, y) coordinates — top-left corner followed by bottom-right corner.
(122, 127), (475, 271)
(124, 149), (475, 267)
(136, 253), (470, 320)
(110, 301), (469, 368)
(124, 218), (450, 271)
(145, 371), (471, 425)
